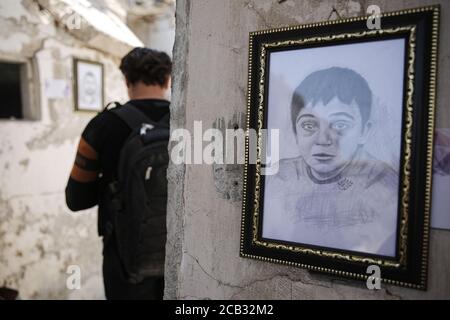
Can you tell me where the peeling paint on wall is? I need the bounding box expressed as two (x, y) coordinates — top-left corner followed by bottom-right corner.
(0, 0), (142, 300)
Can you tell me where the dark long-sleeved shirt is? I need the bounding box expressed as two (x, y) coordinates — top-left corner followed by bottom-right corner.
(65, 99), (170, 235)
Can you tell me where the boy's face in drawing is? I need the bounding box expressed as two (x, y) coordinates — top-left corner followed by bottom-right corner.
(295, 96), (371, 178)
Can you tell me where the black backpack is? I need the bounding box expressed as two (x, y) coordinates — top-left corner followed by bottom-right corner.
(106, 102), (169, 284)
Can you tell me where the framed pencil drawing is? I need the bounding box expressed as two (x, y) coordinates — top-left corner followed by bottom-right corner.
(240, 5), (440, 289)
(73, 58), (104, 112)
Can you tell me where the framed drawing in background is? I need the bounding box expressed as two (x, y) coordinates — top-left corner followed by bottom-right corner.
(73, 58), (104, 112)
(240, 5), (440, 289)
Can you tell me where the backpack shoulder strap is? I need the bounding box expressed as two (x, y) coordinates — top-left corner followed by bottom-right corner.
(110, 102), (153, 130)
(157, 112), (170, 127)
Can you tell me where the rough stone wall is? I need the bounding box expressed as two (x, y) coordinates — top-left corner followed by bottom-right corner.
(0, 0), (129, 299)
(166, 0), (450, 299)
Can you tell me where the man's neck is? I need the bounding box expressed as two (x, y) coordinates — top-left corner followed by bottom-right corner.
(128, 82), (168, 101)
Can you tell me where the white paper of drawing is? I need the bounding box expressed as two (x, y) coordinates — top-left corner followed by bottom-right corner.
(76, 61), (102, 111)
(263, 39), (405, 257)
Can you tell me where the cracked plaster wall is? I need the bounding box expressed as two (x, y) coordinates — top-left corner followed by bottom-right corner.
(166, 0), (450, 299)
(0, 0), (129, 299)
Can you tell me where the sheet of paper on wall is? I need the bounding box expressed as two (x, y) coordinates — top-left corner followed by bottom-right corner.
(431, 128), (450, 230)
(44, 79), (71, 99)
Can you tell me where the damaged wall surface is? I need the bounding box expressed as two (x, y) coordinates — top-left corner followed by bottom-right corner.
(0, 0), (136, 299)
(166, 0), (450, 299)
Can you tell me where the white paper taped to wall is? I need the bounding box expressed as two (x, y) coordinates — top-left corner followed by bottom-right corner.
(44, 79), (71, 99)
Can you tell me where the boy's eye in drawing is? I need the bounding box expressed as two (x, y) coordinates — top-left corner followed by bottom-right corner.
(300, 120), (319, 132)
(330, 120), (353, 132)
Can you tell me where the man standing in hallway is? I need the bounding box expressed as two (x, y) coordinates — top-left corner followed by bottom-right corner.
(65, 48), (172, 300)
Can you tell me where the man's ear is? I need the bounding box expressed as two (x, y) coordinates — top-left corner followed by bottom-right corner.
(358, 121), (373, 145)
(164, 76), (172, 89)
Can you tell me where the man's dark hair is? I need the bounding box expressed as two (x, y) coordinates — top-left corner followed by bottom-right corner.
(120, 47), (172, 87)
(291, 67), (372, 133)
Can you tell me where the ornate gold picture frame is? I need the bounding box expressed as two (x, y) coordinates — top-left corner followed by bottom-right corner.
(240, 5), (440, 290)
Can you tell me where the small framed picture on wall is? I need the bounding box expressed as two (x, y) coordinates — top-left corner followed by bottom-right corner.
(73, 58), (104, 112)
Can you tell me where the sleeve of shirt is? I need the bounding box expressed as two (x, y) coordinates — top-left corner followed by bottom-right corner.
(65, 113), (107, 211)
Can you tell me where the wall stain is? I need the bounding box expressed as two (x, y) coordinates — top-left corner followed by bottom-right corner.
(19, 158), (29, 169)
(212, 112), (246, 202)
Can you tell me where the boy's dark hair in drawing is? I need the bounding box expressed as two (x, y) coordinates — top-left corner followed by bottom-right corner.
(290, 67), (372, 133)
